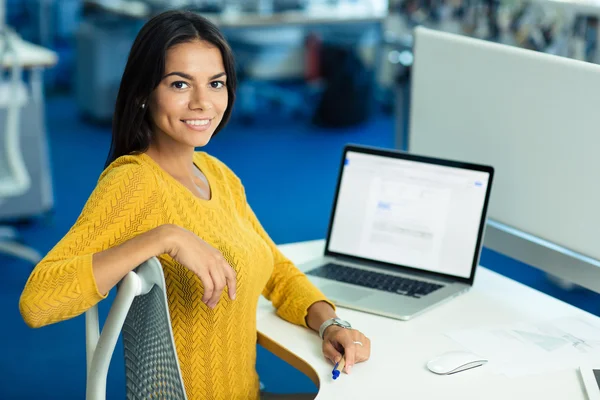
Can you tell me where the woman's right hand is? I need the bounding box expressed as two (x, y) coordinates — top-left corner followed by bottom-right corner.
(160, 224), (237, 309)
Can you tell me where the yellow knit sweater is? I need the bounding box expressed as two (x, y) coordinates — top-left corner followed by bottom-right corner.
(19, 152), (332, 400)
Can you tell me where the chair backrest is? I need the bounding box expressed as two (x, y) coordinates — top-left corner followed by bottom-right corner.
(0, 28), (31, 198)
(85, 257), (188, 400)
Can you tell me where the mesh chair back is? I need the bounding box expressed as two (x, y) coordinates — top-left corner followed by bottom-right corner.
(123, 284), (187, 400)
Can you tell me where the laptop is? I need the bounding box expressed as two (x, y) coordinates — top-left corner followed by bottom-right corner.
(302, 144), (494, 320)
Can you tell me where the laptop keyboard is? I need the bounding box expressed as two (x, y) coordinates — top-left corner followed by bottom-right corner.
(306, 263), (444, 299)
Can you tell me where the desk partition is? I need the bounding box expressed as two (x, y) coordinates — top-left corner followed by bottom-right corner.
(408, 27), (600, 293)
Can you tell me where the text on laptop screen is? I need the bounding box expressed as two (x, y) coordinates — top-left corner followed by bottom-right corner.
(327, 151), (490, 279)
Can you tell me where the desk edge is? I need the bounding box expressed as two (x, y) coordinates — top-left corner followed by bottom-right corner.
(257, 330), (321, 388)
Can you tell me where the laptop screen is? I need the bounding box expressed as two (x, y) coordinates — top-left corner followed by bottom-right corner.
(327, 150), (491, 279)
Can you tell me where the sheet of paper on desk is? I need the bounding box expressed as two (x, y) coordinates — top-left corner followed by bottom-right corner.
(446, 316), (600, 377)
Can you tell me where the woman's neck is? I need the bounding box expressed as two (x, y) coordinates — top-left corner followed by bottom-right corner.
(145, 142), (197, 179)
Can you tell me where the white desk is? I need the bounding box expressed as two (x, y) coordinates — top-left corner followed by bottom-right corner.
(208, 3), (387, 29)
(1, 35), (57, 106)
(257, 240), (597, 399)
(1, 36), (58, 68)
(0, 35), (57, 219)
(83, 0), (388, 27)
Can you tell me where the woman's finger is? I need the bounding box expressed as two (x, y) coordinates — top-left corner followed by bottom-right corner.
(224, 262), (237, 300)
(197, 267), (214, 304)
(337, 332), (358, 374)
(208, 263), (226, 308)
(322, 340), (343, 365)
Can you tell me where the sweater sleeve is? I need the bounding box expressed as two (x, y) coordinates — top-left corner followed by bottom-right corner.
(245, 203), (335, 328)
(19, 162), (164, 328)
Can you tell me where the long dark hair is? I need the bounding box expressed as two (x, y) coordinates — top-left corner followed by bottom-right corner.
(105, 10), (237, 168)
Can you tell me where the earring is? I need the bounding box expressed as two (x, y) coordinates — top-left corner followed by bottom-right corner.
(141, 103), (146, 109)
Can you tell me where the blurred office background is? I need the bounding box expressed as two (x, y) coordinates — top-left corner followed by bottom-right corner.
(1, 0), (600, 397)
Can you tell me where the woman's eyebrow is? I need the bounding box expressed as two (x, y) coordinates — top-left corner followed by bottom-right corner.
(209, 72), (226, 80)
(163, 71), (194, 80)
(162, 72), (226, 80)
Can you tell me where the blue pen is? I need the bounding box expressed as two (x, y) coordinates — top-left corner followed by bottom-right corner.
(332, 355), (346, 380)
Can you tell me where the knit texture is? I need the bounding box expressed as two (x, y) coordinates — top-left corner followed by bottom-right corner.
(20, 152), (333, 400)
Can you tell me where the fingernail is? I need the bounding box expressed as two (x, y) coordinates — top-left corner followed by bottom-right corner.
(346, 365), (352, 374)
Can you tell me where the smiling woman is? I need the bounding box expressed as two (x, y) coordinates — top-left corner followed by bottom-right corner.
(107, 10), (237, 166)
(18, 10), (371, 400)
(147, 40), (229, 149)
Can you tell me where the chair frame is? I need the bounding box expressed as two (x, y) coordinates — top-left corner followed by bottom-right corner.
(85, 257), (188, 400)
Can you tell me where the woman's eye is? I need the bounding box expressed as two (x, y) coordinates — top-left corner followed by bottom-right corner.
(211, 81), (225, 89)
(171, 81), (189, 89)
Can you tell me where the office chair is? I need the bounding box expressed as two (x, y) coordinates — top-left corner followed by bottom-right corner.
(0, 27), (42, 264)
(85, 256), (270, 399)
(85, 257), (188, 400)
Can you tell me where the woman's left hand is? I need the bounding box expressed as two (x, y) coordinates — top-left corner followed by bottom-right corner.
(322, 326), (371, 374)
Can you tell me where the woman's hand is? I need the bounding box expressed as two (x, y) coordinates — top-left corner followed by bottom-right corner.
(322, 326), (371, 374)
(161, 224), (237, 308)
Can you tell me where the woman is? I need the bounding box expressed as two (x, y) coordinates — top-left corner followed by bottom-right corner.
(19, 10), (371, 400)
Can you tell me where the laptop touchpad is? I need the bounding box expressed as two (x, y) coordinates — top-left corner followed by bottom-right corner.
(322, 284), (374, 302)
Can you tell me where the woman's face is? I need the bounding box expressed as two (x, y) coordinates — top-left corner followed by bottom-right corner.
(148, 39), (228, 148)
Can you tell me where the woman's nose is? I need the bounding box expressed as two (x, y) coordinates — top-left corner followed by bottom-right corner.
(189, 88), (213, 111)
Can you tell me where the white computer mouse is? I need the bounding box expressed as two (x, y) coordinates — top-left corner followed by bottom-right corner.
(426, 350), (488, 375)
